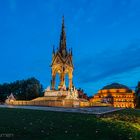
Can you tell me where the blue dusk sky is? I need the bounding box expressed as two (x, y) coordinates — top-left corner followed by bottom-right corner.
(0, 0), (140, 95)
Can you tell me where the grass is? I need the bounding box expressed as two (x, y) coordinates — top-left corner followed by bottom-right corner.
(0, 108), (139, 140)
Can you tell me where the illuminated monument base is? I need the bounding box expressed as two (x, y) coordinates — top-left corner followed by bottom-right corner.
(5, 88), (90, 108)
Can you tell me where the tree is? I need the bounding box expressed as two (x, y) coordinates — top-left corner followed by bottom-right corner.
(0, 77), (44, 102)
(135, 81), (140, 107)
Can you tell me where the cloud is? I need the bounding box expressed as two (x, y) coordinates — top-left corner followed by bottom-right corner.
(75, 40), (140, 83)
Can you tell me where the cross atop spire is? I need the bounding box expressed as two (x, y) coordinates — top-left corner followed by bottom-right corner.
(59, 16), (67, 56)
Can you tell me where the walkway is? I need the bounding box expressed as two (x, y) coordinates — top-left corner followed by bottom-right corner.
(0, 105), (124, 115)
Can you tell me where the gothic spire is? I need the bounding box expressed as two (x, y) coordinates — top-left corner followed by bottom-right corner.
(59, 16), (67, 55)
(71, 48), (73, 55)
(52, 45), (55, 55)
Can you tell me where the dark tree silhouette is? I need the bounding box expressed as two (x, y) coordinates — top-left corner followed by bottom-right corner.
(135, 81), (140, 107)
(0, 77), (43, 102)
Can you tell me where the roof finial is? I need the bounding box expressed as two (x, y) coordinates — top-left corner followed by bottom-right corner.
(71, 48), (73, 55)
(52, 45), (55, 54)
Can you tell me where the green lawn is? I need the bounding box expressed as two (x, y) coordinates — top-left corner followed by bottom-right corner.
(0, 108), (139, 140)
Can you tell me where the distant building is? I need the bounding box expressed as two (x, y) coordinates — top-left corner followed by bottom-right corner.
(90, 83), (135, 108)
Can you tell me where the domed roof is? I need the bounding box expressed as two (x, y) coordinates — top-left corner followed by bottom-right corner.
(102, 83), (130, 90)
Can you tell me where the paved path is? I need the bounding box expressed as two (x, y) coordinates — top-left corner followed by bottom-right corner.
(0, 104), (124, 115)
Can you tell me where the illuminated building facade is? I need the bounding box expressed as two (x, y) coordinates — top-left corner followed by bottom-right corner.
(90, 83), (135, 108)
